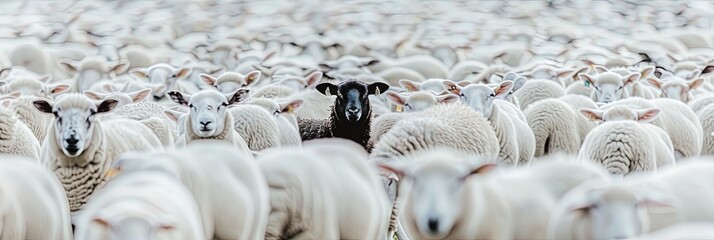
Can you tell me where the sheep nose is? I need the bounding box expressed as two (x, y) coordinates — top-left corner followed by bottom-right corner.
(66, 137), (79, 145)
(200, 121), (211, 127)
(427, 218), (439, 232)
(348, 108), (359, 113)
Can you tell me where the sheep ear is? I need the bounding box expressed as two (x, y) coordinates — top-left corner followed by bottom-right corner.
(110, 60), (130, 75)
(129, 68), (149, 80)
(512, 76), (527, 92)
(83, 90), (105, 100)
(244, 70), (262, 86)
(579, 108), (604, 122)
(688, 78), (704, 90)
(468, 163), (497, 176)
(199, 74), (217, 86)
(126, 88), (152, 103)
(368, 82), (389, 95)
(385, 91), (406, 106)
(226, 88), (250, 105)
(162, 109), (184, 123)
(442, 80), (461, 94)
(91, 216), (111, 228)
(700, 65), (714, 76)
(305, 71), (323, 88)
(46, 83), (72, 96)
(32, 99), (54, 114)
(436, 94), (459, 104)
(167, 91), (190, 106)
(399, 79), (421, 92)
(376, 162), (405, 181)
(96, 99), (119, 114)
(38, 75), (52, 83)
(623, 73), (642, 86)
(635, 108), (660, 122)
(647, 78), (663, 89)
(57, 59), (79, 74)
(456, 80), (472, 87)
(494, 80), (514, 97)
(578, 73), (596, 87)
(174, 67), (192, 79)
(593, 65), (609, 74)
(316, 83), (338, 96)
(278, 98), (304, 114)
(640, 66), (656, 79)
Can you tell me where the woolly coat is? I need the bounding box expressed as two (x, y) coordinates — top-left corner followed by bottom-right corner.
(0, 107), (41, 159)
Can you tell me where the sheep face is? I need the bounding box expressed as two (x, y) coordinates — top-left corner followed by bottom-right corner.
(444, 80), (513, 119)
(378, 158), (496, 239)
(647, 76), (704, 103)
(0, 77), (70, 97)
(168, 89), (249, 138)
(400, 79), (446, 94)
(130, 64), (191, 100)
(200, 71), (261, 94)
(316, 80), (388, 122)
(579, 72), (640, 104)
(57, 58), (129, 92)
(566, 186), (674, 240)
(580, 106), (661, 123)
(33, 95), (118, 157)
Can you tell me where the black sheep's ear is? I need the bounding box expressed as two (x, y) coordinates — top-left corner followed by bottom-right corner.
(316, 83), (338, 96)
(368, 82), (390, 95)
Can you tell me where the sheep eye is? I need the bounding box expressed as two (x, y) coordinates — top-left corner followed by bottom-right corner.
(489, 93), (495, 98)
(459, 93), (465, 98)
(171, 74), (177, 78)
(241, 84), (247, 87)
(53, 111), (59, 117)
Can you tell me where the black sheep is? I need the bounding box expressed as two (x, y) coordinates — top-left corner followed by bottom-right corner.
(298, 79), (389, 150)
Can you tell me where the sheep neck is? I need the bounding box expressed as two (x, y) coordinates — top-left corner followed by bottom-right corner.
(330, 106), (372, 148)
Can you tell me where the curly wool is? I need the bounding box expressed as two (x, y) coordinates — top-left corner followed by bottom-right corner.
(11, 96), (52, 143)
(111, 101), (178, 146)
(0, 108), (41, 159)
(176, 111), (251, 152)
(43, 118), (163, 212)
(698, 104), (714, 155)
(525, 98), (583, 157)
(514, 79), (565, 110)
(229, 105), (280, 151)
(577, 121), (661, 175)
(370, 104), (500, 162)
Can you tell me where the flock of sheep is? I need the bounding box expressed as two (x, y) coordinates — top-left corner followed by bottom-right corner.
(1, 0), (714, 239)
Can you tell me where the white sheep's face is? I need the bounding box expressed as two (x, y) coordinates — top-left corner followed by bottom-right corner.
(379, 159), (496, 239)
(130, 64), (191, 100)
(570, 186), (673, 240)
(592, 81), (625, 104)
(216, 82), (243, 94)
(33, 96), (118, 157)
(458, 85), (497, 119)
(168, 89), (249, 138)
(581, 72), (639, 104)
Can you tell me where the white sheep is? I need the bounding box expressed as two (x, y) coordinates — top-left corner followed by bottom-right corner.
(443, 80), (535, 166)
(578, 71), (641, 104)
(246, 98), (303, 147)
(697, 104), (714, 155)
(258, 139), (390, 240)
(515, 79), (566, 110)
(524, 97), (587, 157)
(0, 155), (73, 240)
(647, 75), (705, 103)
(0, 75), (71, 97)
(367, 54), (449, 79)
(8, 43), (55, 78)
(602, 97), (703, 160)
(74, 170), (204, 240)
(384, 90), (458, 113)
(229, 104), (280, 151)
(578, 106), (676, 175)
(399, 78), (448, 94)
(129, 63), (193, 100)
(548, 160), (714, 239)
(167, 89), (251, 152)
(57, 57), (130, 92)
(0, 94), (41, 158)
(370, 103), (500, 162)
(687, 93), (714, 114)
(111, 140), (269, 239)
(200, 70), (262, 94)
(32, 93), (163, 212)
(377, 150), (609, 240)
